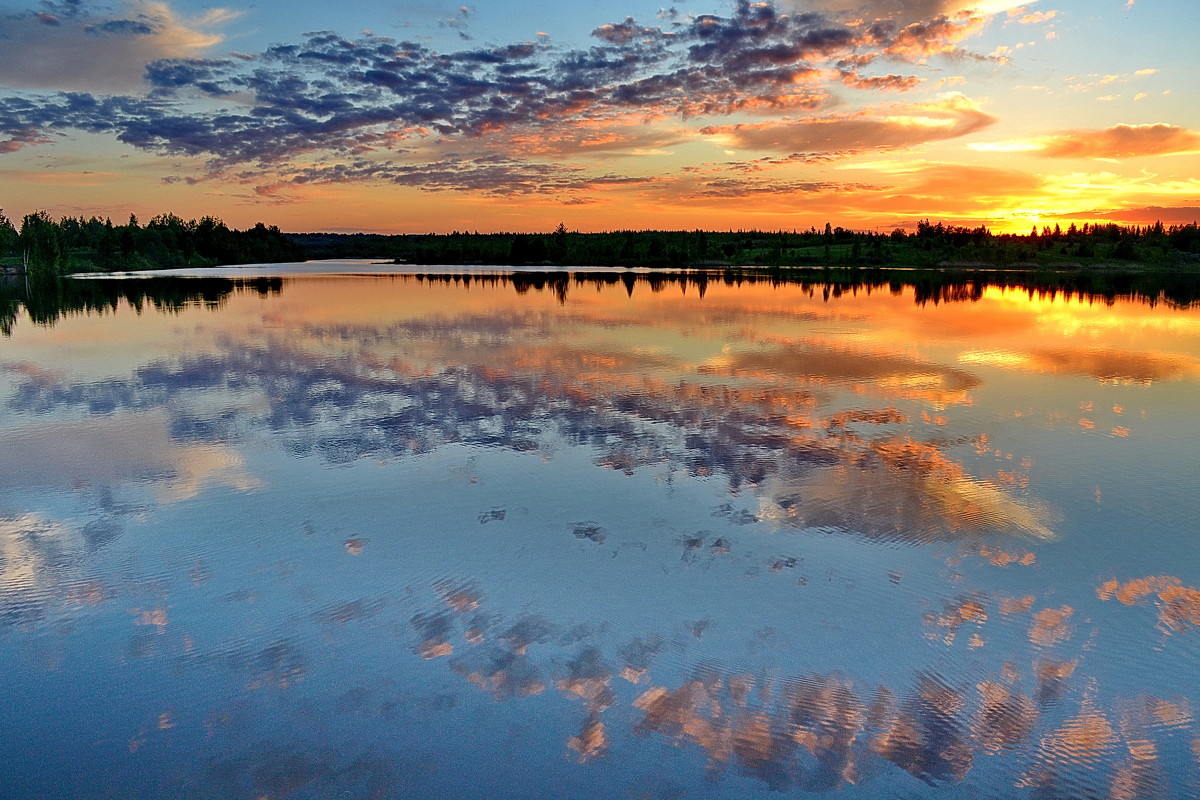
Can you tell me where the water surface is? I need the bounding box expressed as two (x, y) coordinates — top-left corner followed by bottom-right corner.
(2, 267), (1199, 798)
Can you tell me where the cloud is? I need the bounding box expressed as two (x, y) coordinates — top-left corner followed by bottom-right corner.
(1015, 10), (1057, 24)
(218, 155), (658, 199)
(700, 93), (996, 155)
(0, 125), (54, 153)
(875, 14), (989, 60)
(978, 124), (1200, 159)
(1061, 206), (1200, 225)
(902, 164), (1042, 198)
(672, 175), (868, 199)
(0, 0), (1004, 187)
(802, 0), (1031, 23)
(592, 17), (671, 45)
(0, 1), (238, 92)
(492, 122), (686, 157)
(1038, 123), (1200, 158)
(839, 72), (922, 91)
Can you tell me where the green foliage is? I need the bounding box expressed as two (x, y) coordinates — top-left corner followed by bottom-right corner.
(3, 211), (306, 276)
(0, 210), (18, 258)
(284, 220), (1200, 271)
(20, 210), (65, 275)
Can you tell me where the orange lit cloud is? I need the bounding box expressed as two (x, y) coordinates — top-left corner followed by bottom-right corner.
(498, 122), (686, 157)
(1061, 206), (1200, 225)
(881, 14), (989, 60)
(902, 164), (1043, 199)
(1035, 124), (1200, 159)
(1015, 10), (1057, 24)
(700, 93), (995, 155)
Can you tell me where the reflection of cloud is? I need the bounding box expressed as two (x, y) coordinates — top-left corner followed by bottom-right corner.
(0, 411), (260, 502)
(7, 300), (1054, 546)
(0, 512), (118, 628)
(963, 346), (1199, 384)
(761, 442), (1054, 541)
(1028, 348), (1196, 384)
(0, 513), (83, 596)
(1028, 605), (1073, 648)
(631, 663), (1043, 790)
(710, 340), (981, 394)
(1099, 576), (1200, 635)
(1019, 696), (1119, 793)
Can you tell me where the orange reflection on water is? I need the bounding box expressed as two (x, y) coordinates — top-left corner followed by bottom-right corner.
(1020, 696), (1119, 791)
(1028, 606), (1074, 649)
(1099, 576), (1200, 635)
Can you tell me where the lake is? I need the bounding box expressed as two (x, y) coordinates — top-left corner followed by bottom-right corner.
(2, 262), (1199, 798)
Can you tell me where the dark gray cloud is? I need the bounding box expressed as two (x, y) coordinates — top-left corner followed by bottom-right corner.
(0, 0), (992, 177)
(85, 18), (156, 37)
(238, 155), (657, 198)
(679, 176), (862, 198)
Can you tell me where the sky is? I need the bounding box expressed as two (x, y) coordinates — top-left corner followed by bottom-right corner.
(0, 0), (1197, 234)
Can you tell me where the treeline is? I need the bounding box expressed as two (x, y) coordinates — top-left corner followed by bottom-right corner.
(294, 219), (1200, 269)
(4, 210), (1199, 275)
(0, 210), (306, 276)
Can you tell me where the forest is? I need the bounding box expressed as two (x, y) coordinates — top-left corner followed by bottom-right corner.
(302, 220), (1200, 270)
(2, 209), (1198, 276)
(0, 210), (305, 276)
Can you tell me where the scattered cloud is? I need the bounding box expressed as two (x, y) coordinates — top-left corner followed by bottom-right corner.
(0, 0), (1005, 175)
(177, 154), (660, 201)
(1016, 10), (1056, 24)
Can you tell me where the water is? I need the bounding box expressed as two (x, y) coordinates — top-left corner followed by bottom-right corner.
(2, 264), (1199, 798)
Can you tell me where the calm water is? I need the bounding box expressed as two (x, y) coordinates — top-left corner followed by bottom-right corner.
(2, 264), (1199, 798)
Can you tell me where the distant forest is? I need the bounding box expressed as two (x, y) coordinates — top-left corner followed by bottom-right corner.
(301, 220), (1200, 270)
(2, 209), (1199, 276)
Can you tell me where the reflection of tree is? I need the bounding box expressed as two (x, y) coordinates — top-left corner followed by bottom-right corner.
(3, 267), (1197, 338)
(0, 276), (282, 336)
(412, 269), (1200, 309)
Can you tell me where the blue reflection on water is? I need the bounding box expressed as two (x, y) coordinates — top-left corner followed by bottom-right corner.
(1, 271), (1199, 798)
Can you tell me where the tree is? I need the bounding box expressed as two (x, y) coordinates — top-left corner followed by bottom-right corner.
(550, 222), (568, 263)
(19, 211), (64, 275)
(0, 210), (17, 257)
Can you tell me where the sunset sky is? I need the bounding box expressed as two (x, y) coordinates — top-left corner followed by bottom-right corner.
(1, 0), (1197, 234)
